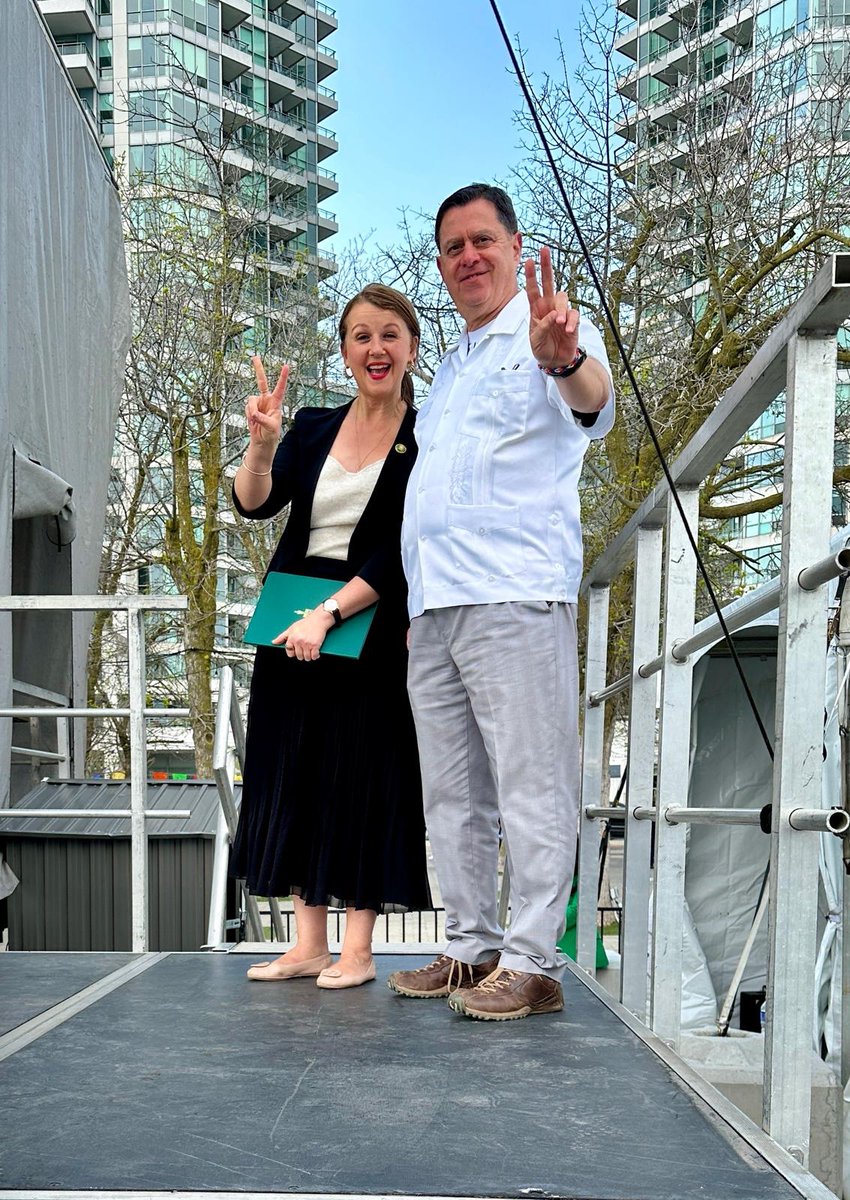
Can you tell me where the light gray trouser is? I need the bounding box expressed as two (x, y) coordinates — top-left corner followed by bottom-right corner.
(407, 601), (579, 980)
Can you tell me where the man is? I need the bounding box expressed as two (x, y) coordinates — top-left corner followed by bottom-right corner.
(387, 183), (614, 1021)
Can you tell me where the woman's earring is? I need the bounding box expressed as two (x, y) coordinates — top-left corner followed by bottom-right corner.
(344, 365), (353, 378)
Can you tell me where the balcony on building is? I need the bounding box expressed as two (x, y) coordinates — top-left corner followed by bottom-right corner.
(616, 0), (638, 16)
(221, 83), (253, 135)
(315, 43), (336, 82)
(316, 82), (338, 121)
(315, 2), (338, 40)
(265, 19), (298, 66)
(267, 61), (307, 110)
(316, 164), (338, 201)
(267, 195), (308, 240)
(38, 0), (95, 37)
(614, 21), (638, 60)
(720, 4), (755, 46)
(315, 206), (338, 239)
(266, 109), (308, 156)
(220, 0), (251, 33)
(316, 124), (338, 160)
(220, 33), (252, 82)
(55, 39), (97, 89)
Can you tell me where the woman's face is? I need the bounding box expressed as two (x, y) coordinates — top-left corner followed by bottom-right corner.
(341, 301), (417, 403)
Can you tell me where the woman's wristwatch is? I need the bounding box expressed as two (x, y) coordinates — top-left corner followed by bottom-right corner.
(321, 598), (343, 626)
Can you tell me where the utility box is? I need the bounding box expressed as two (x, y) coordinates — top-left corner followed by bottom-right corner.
(1, 779), (237, 951)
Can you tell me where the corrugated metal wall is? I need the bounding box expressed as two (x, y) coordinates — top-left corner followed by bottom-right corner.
(3, 836), (223, 951)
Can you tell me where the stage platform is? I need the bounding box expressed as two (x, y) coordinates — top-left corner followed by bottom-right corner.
(0, 950), (831, 1200)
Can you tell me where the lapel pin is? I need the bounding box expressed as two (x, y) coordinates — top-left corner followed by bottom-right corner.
(394, 443), (407, 454)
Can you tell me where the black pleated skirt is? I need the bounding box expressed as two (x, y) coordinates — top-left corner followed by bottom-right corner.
(230, 557), (432, 913)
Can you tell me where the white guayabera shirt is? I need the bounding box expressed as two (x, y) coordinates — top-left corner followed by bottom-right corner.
(402, 290), (615, 619)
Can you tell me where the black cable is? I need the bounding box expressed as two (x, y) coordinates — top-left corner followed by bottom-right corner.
(487, 0), (774, 760)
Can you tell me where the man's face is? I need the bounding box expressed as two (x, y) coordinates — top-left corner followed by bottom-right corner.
(436, 198), (522, 329)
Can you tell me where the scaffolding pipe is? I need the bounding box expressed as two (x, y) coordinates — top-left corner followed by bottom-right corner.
(797, 544), (850, 592)
(631, 805), (849, 835)
(584, 805), (626, 821)
(788, 807), (850, 834)
(590, 543), (850, 704)
(0, 707), (191, 718)
(0, 809), (190, 819)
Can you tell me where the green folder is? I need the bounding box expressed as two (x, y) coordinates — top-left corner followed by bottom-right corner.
(243, 571), (377, 659)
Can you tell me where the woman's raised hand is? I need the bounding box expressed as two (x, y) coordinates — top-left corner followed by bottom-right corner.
(246, 355), (289, 447)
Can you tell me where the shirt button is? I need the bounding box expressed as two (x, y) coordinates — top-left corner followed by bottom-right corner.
(478, 527), (486, 535)
(420, 535), (428, 542)
(418, 487), (424, 494)
(550, 514), (560, 524)
(488, 574), (495, 581)
(428, 445), (436, 452)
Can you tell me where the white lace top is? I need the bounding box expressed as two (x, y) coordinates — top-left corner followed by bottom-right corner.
(306, 455), (385, 560)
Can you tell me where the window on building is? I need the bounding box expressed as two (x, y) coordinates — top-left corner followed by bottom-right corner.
(756, 0), (810, 47)
(743, 543), (782, 585)
(700, 40), (730, 81)
(99, 92), (114, 135)
(743, 506), (782, 537)
(813, 0), (850, 26)
(750, 397), (786, 438)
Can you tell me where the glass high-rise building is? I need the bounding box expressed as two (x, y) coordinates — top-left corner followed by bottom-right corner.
(36, 0), (340, 776)
(614, 0), (850, 586)
(37, 0), (339, 278)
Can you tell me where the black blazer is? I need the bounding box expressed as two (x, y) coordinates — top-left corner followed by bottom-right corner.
(233, 402), (417, 602)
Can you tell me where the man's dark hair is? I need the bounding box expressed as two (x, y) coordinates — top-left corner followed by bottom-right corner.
(434, 183), (518, 249)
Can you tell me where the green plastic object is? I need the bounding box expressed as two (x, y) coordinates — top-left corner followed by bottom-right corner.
(244, 572), (377, 659)
(557, 875), (609, 969)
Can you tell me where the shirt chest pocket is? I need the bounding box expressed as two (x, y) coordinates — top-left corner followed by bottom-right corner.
(464, 370), (533, 441)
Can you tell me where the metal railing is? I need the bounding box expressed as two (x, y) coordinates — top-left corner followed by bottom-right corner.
(0, 595), (190, 953)
(575, 252), (850, 1174)
(208, 664), (278, 944)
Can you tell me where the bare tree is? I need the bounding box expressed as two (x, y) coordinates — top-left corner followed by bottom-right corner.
(89, 66), (338, 776)
(501, 0), (850, 739)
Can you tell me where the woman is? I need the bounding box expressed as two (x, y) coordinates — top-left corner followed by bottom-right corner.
(230, 283), (431, 990)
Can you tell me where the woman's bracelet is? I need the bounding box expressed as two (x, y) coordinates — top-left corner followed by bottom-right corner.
(240, 454), (272, 477)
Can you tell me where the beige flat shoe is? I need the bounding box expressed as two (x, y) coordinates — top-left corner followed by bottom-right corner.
(316, 960), (377, 990)
(246, 952), (333, 981)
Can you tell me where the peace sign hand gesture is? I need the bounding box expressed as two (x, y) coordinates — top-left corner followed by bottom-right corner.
(524, 247), (580, 369)
(245, 355), (289, 448)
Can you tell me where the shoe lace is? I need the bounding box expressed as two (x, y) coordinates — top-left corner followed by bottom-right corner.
(475, 968), (521, 994)
(410, 954), (453, 975)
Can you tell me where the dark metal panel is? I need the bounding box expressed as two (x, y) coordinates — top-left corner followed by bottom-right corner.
(0, 952), (137, 1037)
(43, 838), (69, 949)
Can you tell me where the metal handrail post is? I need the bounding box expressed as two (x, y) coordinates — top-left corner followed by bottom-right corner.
(127, 605), (149, 953)
(650, 487), (699, 1047)
(620, 524), (663, 1018)
(763, 328), (837, 1166)
(207, 806), (231, 946)
(577, 584), (610, 972)
(212, 666), (265, 943)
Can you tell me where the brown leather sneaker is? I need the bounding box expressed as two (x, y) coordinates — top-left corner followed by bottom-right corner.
(387, 952), (500, 999)
(449, 968), (564, 1020)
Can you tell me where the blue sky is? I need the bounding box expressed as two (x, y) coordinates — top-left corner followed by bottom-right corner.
(326, 1), (584, 252)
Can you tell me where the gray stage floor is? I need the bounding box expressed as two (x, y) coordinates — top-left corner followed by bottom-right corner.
(0, 951), (822, 1199)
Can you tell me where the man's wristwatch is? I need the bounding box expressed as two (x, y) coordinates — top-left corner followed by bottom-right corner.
(321, 598), (343, 626)
(539, 346), (587, 378)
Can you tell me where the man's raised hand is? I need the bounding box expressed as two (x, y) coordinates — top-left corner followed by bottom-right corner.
(524, 247), (580, 369)
(246, 355), (289, 447)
